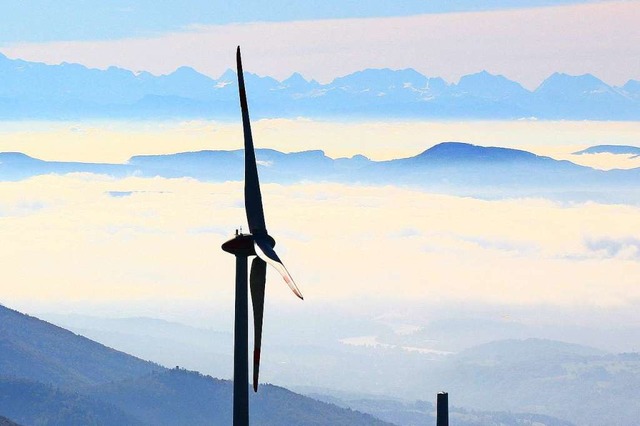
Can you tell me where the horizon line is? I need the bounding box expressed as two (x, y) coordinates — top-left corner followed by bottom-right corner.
(1, 50), (637, 91)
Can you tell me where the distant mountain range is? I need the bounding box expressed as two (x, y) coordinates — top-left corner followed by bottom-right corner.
(574, 145), (640, 157)
(1, 304), (596, 426)
(2, 142), (639, 204)
(1, 53), (639, 120)
(302, 337), (640, 426)
(310, 392), (575, 426)
(430, 339), (640, 426)
(0, 304), (392, 425)
(0, 304), (589, 426)
(36, 308), (640, 426)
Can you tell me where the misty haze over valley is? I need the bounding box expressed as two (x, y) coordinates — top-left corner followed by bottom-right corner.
(2, 1), (640, 424)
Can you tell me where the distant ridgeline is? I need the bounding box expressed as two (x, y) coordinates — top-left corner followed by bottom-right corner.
(3, 304), (639, 425)
(1, 53), (639, 120)
(0, 304), (392, 426)
(1, 143), (638, 204)
(0, 304), (586, 426)
(0, 416), (21, 426)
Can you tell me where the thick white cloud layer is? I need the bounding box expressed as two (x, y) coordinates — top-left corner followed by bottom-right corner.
(1, 174), (639, 310)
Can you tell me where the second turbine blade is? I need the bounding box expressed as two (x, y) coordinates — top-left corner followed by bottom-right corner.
(254, 237), (304, 300)
(250, 256), (267, 392)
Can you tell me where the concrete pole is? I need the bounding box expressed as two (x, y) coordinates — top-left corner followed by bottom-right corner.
(436, 392), (448, 426)
(233, 255), (249, 426)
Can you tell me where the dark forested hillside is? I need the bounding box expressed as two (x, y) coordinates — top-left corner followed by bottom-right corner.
(0, 378), (142, 426)
(0, 304), (393, 425)
(0, 304), (160, 388)
(0, 416), (22, 426)
(88, 368), (394, 425)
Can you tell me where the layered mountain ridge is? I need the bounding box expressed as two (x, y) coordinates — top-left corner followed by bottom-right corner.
(0, 304), (392, 426)
(2, 303), (612, 425)
(0, 53), (638, 120)
(1, 303), (593, 425)
(1, 143), (638, 204)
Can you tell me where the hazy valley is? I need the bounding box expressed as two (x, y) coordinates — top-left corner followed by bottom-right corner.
(3, 2), (640, 425)
(5, 302), (640, 425)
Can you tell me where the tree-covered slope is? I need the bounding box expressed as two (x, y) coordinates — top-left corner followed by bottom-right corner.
(0, 305), (394, 425)
(88, 368), (393, 426)
(0, 416), (22, 426)
(0, 378), (142, 426)
(0, 304), (161, 388)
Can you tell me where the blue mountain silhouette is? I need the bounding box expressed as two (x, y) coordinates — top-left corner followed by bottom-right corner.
(2, 143), (638, 203)
(573, 145), (640, 157)
(1, 53), (639, 119)
(0, 304), (392, 425)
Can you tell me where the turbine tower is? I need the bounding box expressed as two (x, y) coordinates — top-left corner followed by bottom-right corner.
(222, 46), (304, 426)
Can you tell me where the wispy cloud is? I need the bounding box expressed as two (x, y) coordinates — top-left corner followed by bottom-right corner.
(0, 1), (618, 43)
(2, 1), (638, 88)
(585, 237), (640, 260)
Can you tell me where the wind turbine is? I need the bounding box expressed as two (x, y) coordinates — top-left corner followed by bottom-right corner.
(222, 46), (304, 426)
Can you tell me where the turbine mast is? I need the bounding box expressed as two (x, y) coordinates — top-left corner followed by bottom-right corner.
(233, 254), (249, 426)
(437, 392), (449, 426)
(222, 234), (255, 426)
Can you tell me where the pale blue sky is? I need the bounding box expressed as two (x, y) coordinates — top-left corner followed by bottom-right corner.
(2, 0), (638, 89)
(0, 0), (618, 42)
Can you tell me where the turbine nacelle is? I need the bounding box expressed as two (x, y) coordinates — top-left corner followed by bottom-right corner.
(222, 233), (275, 257)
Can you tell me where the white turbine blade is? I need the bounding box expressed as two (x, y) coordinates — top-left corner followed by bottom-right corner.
(254, 238), (303, 300)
